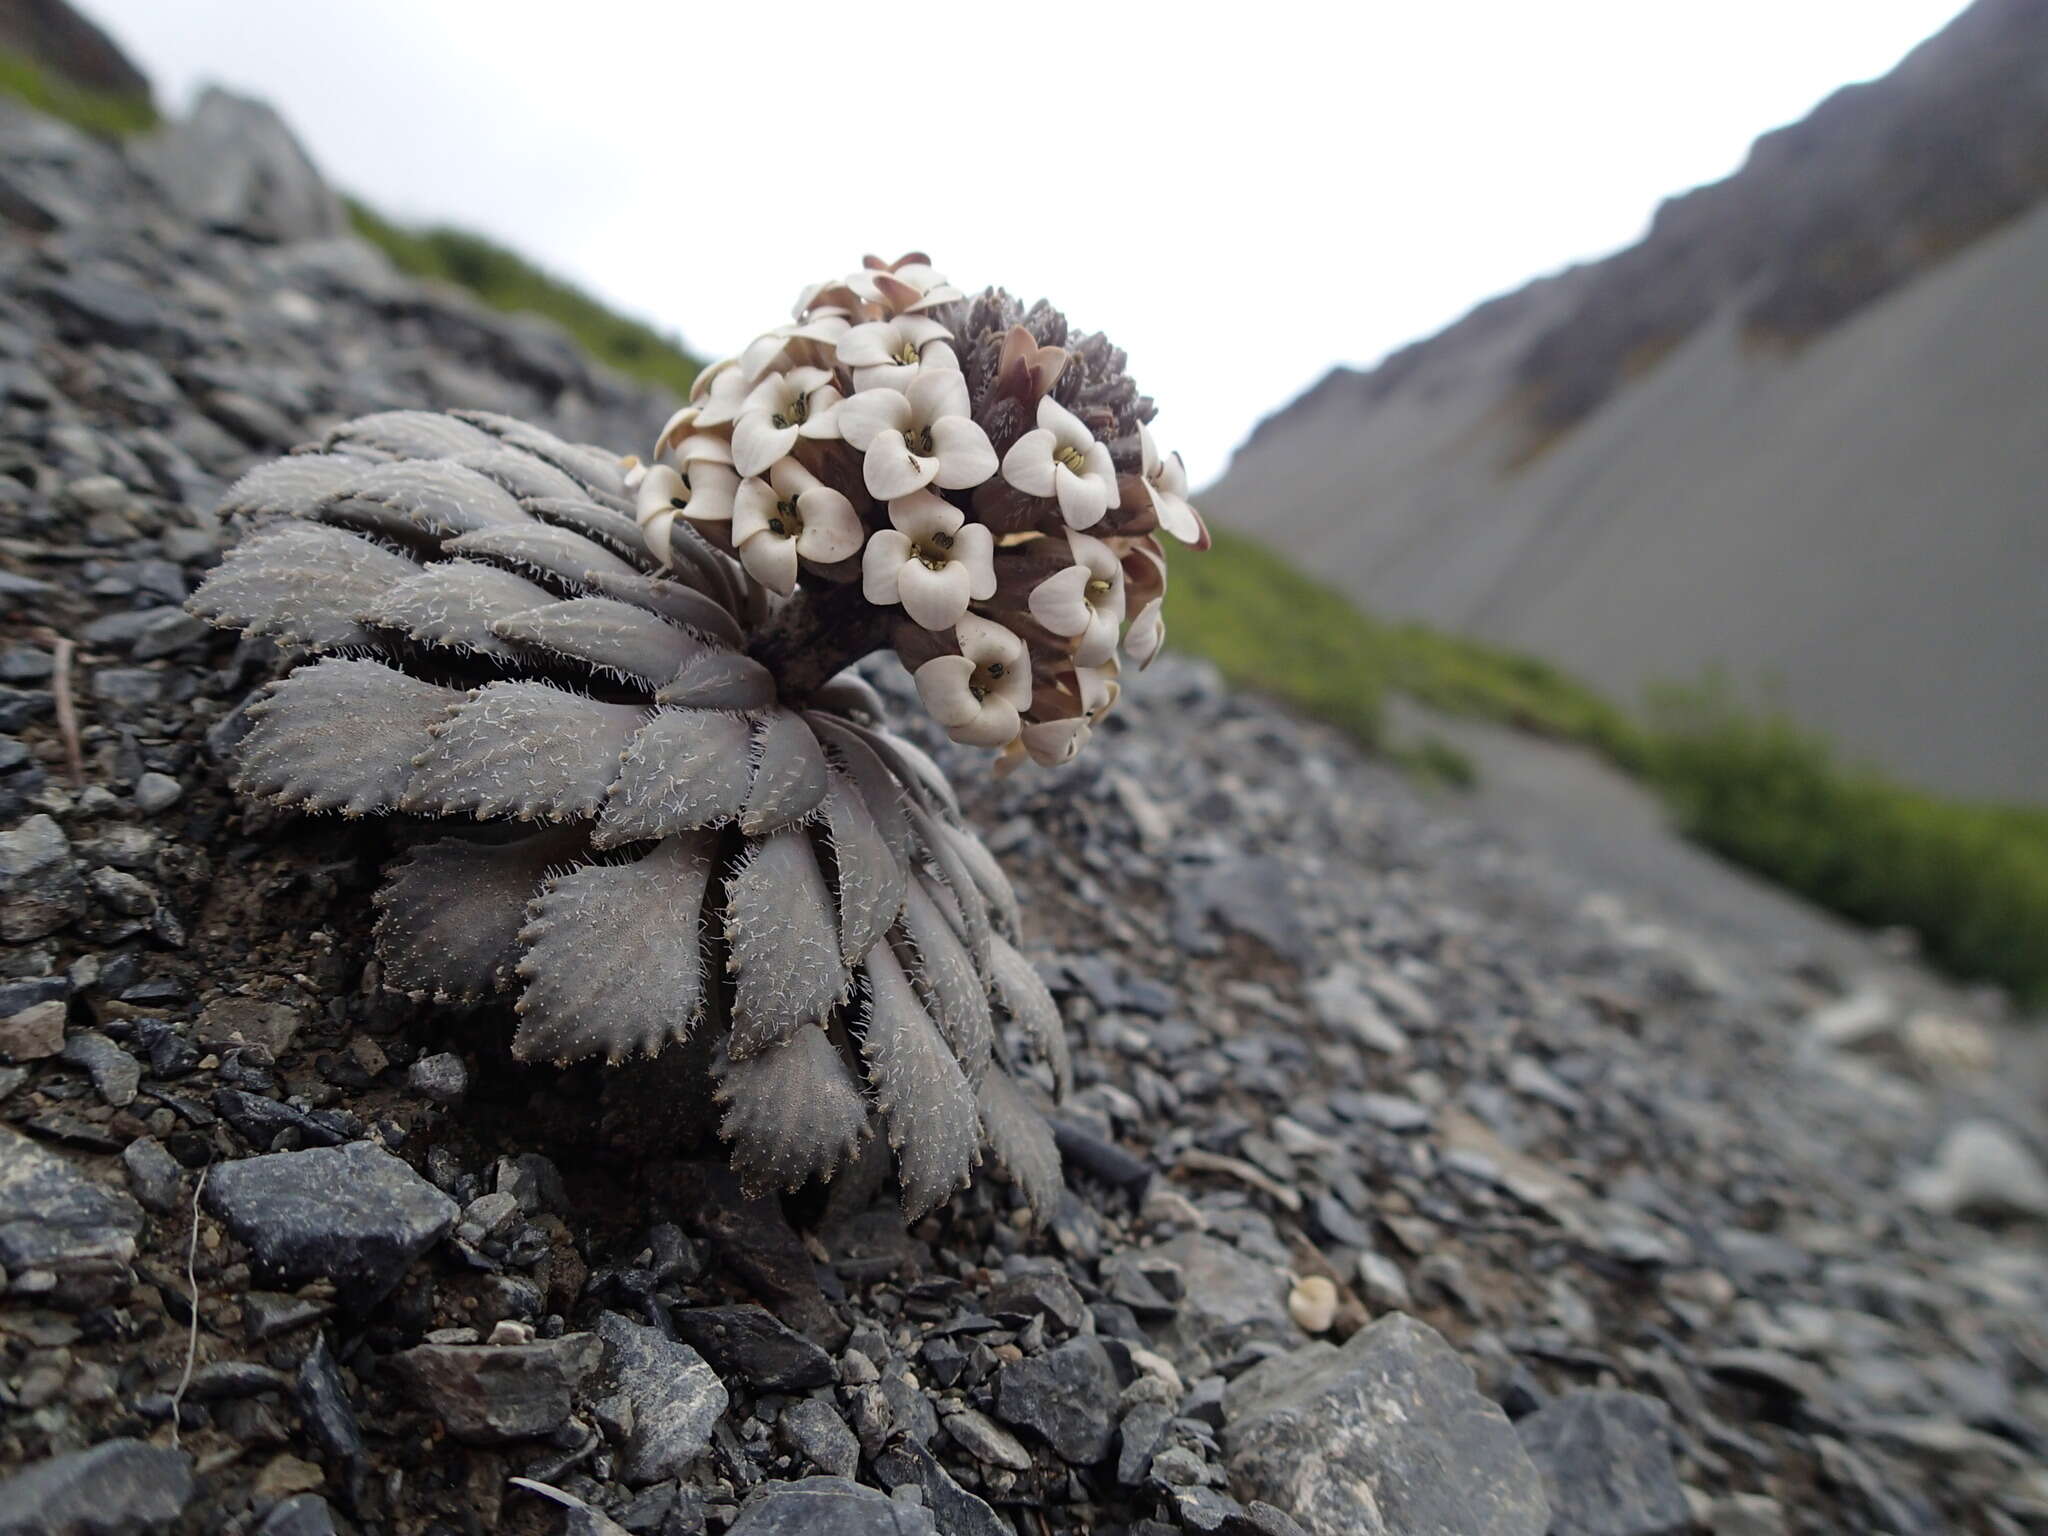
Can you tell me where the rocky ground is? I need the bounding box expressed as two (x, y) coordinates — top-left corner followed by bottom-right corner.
(2, 90), (2047, 1536)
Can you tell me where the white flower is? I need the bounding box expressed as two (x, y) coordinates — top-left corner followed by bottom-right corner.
(737, 314), (849, 382)
(1000, 396), (1120, 529)
(731, 366), (844, 477)
(1139, 424), (1204, 545)
(913, 614), (1030, 748)
(1076, 662), (1121, 724)
(836, 315), (960, 393)
(861, 257), (964, 315)
(1020, 716), (1090, 768)
(861, 490), (996, 630)
(1027, 530), (1125, 666)
(1124, 596), (1164, 668)
(634, 463), (689, 564)
(837, 371), (997, 500)
(688, 360), (751, 428)
(660, 433), (739, 524)
(730, 461), (863, 595)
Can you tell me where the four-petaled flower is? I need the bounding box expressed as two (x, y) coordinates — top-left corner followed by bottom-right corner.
(732, 366), (845, 477)
(731, 461), (864, 595)
(1027, 530), (1126, 667)
(1139, 424), (1206, 546)
(1000, 396), (1121, 530)
(837, 316), (960, 394)
(862, 490), (997, 630)
(664, 433), (740, 524)
(837, 371), (997, 500)
(913, 614), (1031, 748)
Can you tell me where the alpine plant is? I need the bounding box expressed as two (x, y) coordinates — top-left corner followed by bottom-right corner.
(189, 254), (1208, 1222)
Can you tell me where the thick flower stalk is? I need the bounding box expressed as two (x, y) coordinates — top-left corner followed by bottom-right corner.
(187, 255), (1205, 1222)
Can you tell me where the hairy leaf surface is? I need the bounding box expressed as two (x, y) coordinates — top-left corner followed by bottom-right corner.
(219, 454), (369, 520)
(403, 682), (644, 821)
(513, 833), (716, 1063)
(714, 1025), (869, 1195)
(894, 879), (992, 1084)
(325, 459), (529, 539)
(443, 521), (640, 589)
(491, 596), (699, 688)
(375, 827), (584, 1000)
(577, 568), (746, 649)
(806, 713), (915, 863)
(358, 559), (553, 660)
(860, 944), (979, 1220)
(726, 829), (845, 1057)
(326, 410), (500, 460)
(741, 710), (830, 835)
(188, 521), (418, 652)
(655, 650), (777, 711)
(236, 659), (459, 815)
(519, 496), (647, 560)
(596, 708), (755, 848)
(989, 933), (1071, 1099)
(977, 1069), (1063, 1225)
(452, 447), (587, 505)
(817, 771), (905, 967)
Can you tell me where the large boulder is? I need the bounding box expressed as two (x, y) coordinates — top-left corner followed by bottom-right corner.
(1225, 1313), (1548, 1536)
(137, 87), (348, 243)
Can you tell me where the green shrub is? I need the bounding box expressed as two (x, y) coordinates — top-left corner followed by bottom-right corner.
(345, 199), (701, 398)
(0, 47), (156, 139)
(1646, 683), (2048, 1005)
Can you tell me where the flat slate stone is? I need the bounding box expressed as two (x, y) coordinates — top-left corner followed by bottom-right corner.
(389, 1333), (602, 1445)
(1225, 1313), (1549, 1536)
(595, 1311), (729, 1485)
(727, 1477), (935, 1536)
(1515, 1391), (1690, 1536)
(0, 1438), (193, 1535)
(203, 1139), (457, 1303)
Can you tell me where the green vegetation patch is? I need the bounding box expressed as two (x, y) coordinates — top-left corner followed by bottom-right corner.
(346, 200), (701, 398)
(0, 46), (156, 138)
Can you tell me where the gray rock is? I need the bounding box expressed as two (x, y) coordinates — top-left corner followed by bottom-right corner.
(873, 1440), (1007, 1536)
(139, 88), (347, 242)
(994, 1336), (1120, 1464)
(131, 611), (208, 661)
(671, 1304), (835, 1392)
(728, 1478), (934, 1536)
(120, 1136), (184, 1215)
(1225, 1313), (1549, 1536)
(59, 1030), (140, 1105)
(1705, 1494), (1787, 1536)
(131, 772), (184, 814)
(253, 1495), (340, 1536)
(389, 1332), (602, 1444)
(594, 1310), (729, 1485)
(0, 815), (85, 941)
(407, 1050), (468, 1103)
(1515, 1391), (1689, 1536)
(203, 1140), (458, 1302)
(0, 1124), (142, 1281)
(1149, 1232), (1300, 1374)
(295, 1332), (365, 1464)
(943, 1405), (1032, 1471)
(0, 1438), (193, 1535)
(0, 999), (66, 1060)
(1307, 967), (1407, 1054)
(197, 997), (303, 1056)
(86, 867), (158, 918)
(1904, 1120), (2048, 1219)
(779, 1397), (860, 1478)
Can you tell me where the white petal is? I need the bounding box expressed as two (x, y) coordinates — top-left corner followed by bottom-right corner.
(741, 373), (797, 415)
(956, 612), (1024, 670)
(1152, 487), (1202, 544)
(907, 368), (971, 423)
(1053, 466), (1110, 529)
(793, 488), (864, 563)
(635, 464), (688, 531)
(672, 431), (735, 468)
(1159, 449), (1190, 499)
(1022, 717), (1089, 766)
(1074, 608), (1120, 667)
(835, 321), (901, 368)
(949, 696), (1020, 748)
(928, 416), (998, 490)
(1126, 599), (1164, 667)
(1028, 564), (1092, 637)
(862, 529), (914, 605)
(731, 476), (778, 546)
(1067, 528), (1120, 582)
(863, 432), (937, 500)
(1035, 394), (1088, 442)
(951, 523), (997, 600)
(898, 558), (973, 630)
(1082, 441), (1121, 507)
(913, 655), (982, 728)
(655, 404), (699, 460)
(731, 411), (799, 478)
(769, 459), (822, 497)
(851, 362), (920, 394)
(640, 509), (675, 567)
(797, 387), (845, 439)
(684, 462), (739, 522)
(739, 530), (800, 595)
(835, 388), (912, 451)
(1139, 422), (1161, 479)
(917, 339), (961, 370)
(888, 490), (963, 543)
(1000, 429), (1059, 498)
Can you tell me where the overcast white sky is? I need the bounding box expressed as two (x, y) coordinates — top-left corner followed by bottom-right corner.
(86, 0), (1968, 482)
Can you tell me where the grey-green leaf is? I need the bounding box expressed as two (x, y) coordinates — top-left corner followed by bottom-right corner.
(453, 447), (587, 505)
(817, 770), (905, 968)
(714, 1025), (870, 1196)
(188, 521), (418, 652)
(218, 454), (368, 520)
(977, 1069), (1063, 1226)
(595, 708), (754, 849)
(444, 521), (640, 589)
(860, 943), (980, 1220)
(726, 829), (846, 1058)
(403, 682), (644, 821)
(655, 650), (777, 711)
(520, 496), (648, 562)
(741, 710), (830, 835)
(577, 568), (746, 650)
(235, 658), (460, 815)
(939, 820), (1021, 941)
(491, 596), (699, 688)
(375, 827), (584, 1001)
(894, 879), (992, 1084)
(326, 410), (500, 460)
(325, 459), (530, 539)
(904, 799), (993, 979)
(806, 713), (915, 864)
(358, 558), (553, 661)
(512, 833), (716, 1064)
(452, 411), (631, 506)
(989, 934), (1071, 1099)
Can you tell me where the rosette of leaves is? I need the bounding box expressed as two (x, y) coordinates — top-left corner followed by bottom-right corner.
(189, 405), (1071, 1220)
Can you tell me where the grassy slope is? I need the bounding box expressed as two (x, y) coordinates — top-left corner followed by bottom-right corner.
(1167, 530), (2048, 1007)
(0, 46), (155, 136)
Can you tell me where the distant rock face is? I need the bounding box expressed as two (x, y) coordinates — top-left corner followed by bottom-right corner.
(137, 87), (348, 243)
(0, 0), (152, 102)
(1204, 0), (2048, 802)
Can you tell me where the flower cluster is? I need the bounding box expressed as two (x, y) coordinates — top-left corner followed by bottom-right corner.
(633, 255), (1207, 768)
